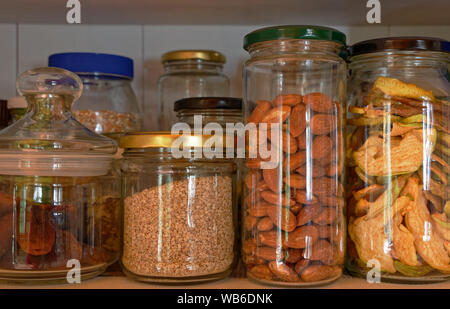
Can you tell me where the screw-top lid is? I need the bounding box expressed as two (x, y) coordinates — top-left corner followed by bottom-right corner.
(48, 52), (134, 79)
(349, 37), (450, 57)
(174, 97), (242, 111)
(161, 50), (226, 63)
(244, 25), (346, 50)
(0, 100), (9, 128)
(7, 96), (27, 109)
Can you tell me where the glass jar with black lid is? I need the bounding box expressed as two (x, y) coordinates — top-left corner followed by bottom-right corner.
(346, 37), (450, 282)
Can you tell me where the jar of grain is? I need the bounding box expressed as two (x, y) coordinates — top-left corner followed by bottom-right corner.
(48, 52), (141, 142)
(242, 25), (347, 286)
(120, 132), (237, 283)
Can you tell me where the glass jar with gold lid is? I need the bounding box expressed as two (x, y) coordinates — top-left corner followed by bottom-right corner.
(120, 132), (237, 283)
(157, 50), (230, 130)
(0, 67), (121, 284)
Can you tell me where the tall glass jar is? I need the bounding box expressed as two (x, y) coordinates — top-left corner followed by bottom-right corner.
(48, 52), (141, 142)
(158, 50), (230, 130)
(0, 67), (120, 284)
(346, 37), (450, 283)
(120, 133), (237, 283)
(242, 25), (347, 286)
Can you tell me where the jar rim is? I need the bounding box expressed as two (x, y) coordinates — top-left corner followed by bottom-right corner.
(243, 25), (346, 51)
(349, 37), (450, 57)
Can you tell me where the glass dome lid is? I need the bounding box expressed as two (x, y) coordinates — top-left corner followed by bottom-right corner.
(0, 67), (117, 176)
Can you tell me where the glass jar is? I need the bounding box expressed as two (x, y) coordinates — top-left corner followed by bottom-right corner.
(346, 37), (450, 283)
(0, 67), (121, 284)
(242, 25), (347, 286)
(175, 97), (242, 128)
(48, 52), (141, 141)
(120, 133), (237, 283)
(6, 96), (27, 124)
(158, 50), (230, 131)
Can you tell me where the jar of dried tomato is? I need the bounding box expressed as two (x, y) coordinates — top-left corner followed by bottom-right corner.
(346, 37), (450, 283)
(0, 67), (120, 284)
(242, 25), (347, 286)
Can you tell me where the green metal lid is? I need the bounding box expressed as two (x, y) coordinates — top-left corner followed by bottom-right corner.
(243, 25), (346, 50)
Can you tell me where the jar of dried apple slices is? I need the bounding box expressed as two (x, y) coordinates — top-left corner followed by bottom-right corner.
(346, 37), (450, 283)
(242, 25), (347, 286)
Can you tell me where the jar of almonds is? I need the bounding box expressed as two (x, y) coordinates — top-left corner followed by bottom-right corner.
(242, 25), (347, 286)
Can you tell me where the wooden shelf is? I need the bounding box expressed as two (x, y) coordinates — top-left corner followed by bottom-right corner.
(1, 275), (449, 289)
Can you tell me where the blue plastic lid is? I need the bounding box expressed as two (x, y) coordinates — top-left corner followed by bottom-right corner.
(48, 52), (134, 79)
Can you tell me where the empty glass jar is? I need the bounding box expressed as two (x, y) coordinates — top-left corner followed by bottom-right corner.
(0, 67), (120, 284)
(346, 37), (450, 283)
(242, 25), (347, 286)
(158, 50), (230, 130)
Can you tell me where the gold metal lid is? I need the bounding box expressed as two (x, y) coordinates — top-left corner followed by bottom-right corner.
(119, 132), (233, 149)
(161, 50), (226, 63)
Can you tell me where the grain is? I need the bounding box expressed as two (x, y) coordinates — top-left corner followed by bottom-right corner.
(122, 175), (234, 277)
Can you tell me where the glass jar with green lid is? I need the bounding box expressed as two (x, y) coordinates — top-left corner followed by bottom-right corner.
(242, 25), (347, 286)
(0, 67), (121, 284)
(346, 37), (450, 283)
(158, 50), (230, 131)
(120, 132), (237, 283)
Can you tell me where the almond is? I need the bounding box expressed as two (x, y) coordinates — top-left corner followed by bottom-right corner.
(303, 92), (335, 113)
(247, 100), (272, 123)
(313, 207), (337, 225)
(257, 217), (274, 231)
(269, 129), (298, 154)
(300, 265), (341, 282)
(245, 170), (261, 190)
(266, 205), (296, 232)
(283, 174), (306, 189)
(245, 216), (259, 231)
(295, 190), (318, 205)
(296, 164), (326, 178)
(325, 160), (343, 177)
(255, 181), (269, 192)
(285, 248), (302, 263)
(307, 239), (333, 262)
(261, 191), (295, 207)
(319, 195), (344, 208)
(248, 264), (273, 280)
(272, 94), (302, 107)
(259, 230), (287, 249)
(244, 255), (266, 265)
(296, 130), (309, 149)
(242, 238), (257, 255)
(262, 168), (283, 193)
(283, 151), (306, 171)
(245, 158), (266, 169)
(286, 225), (319, 249)
(294, 259), (310, 274)
(317, 224), (338, 239)
(312, 178), (337, 196)
(255, 246), (285, 261)
(296, 204), (322, 226)
(268, 261), (299, 282)
(261, 105), (291, 124)
(289, 203), (302, 215)
(248, 201), (270, 217)
(310, 114), (336, 135)
(312, 135), (333, 159)
(255, 100), (271, 105)
(289, 104), (307, 137)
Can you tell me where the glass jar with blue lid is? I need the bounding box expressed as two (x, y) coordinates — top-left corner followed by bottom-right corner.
(48, 52), (141, 141)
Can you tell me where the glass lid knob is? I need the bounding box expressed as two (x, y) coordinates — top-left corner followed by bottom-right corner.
(16, 67), (83, 101)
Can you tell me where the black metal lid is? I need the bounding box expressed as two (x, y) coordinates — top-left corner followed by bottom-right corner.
(174, 97), (242, 111)
(0, 100), (10, 128)
(349, 37), (450, 57)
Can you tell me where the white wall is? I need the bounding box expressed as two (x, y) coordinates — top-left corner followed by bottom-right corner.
(0, 24), (449, 130)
